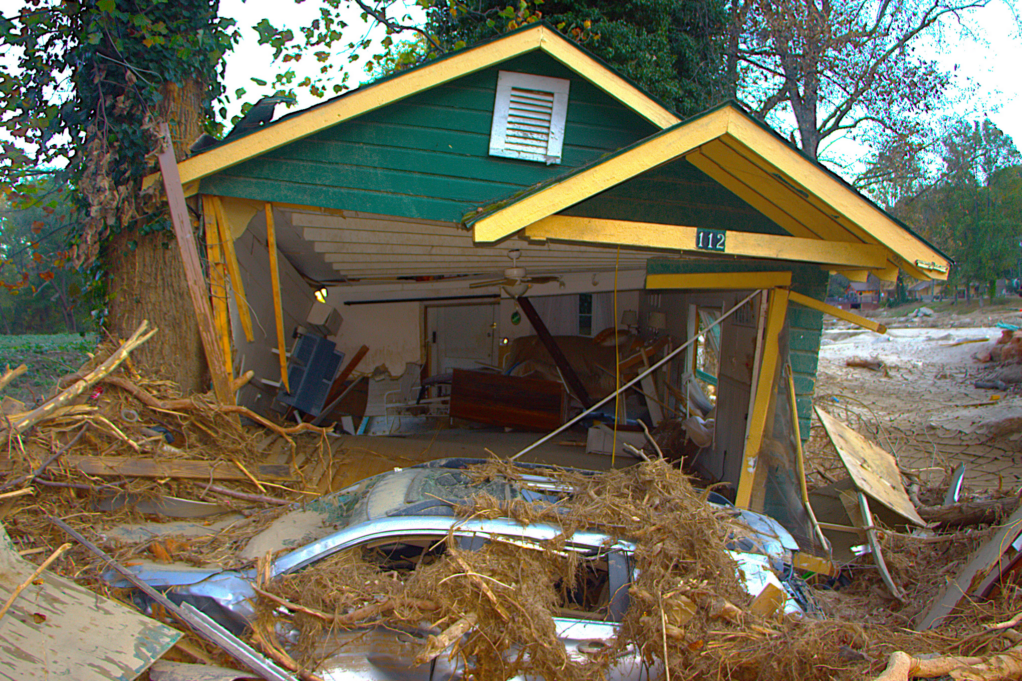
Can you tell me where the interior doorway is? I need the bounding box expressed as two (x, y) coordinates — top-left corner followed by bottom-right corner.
(426, 303), (499, 375)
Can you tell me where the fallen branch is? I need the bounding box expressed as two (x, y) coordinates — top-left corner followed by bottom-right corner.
(0, 543), (72, 620)
(0, 364), (28, 392)
(250, 619), (325, 681)
(6, 321), (156, 435)
(919, 497), (1021, 528)
(871, 645), (1022, 681)
(202, 483), (292, 506)
(417, 613), (478, 664)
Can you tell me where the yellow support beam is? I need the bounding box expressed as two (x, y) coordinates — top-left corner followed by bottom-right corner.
(473, 108), (732, 243)
(789, 290), (887, 334)
(646, 270), (792, 291)
(724, 115), (949, 279)
(735, 287), (789, 510)
(201, 196), (233, 386)
(527, 215), (889, 269)
(265, 203), (290, 392)
(212, 196), (254, 343)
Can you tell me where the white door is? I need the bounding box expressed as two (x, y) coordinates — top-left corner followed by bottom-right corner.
(428, 304), (498, 374)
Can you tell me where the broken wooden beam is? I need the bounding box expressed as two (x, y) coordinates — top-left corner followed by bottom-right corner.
(516, 296), (592, 408)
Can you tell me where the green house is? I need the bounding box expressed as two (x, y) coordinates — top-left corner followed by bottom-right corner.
(167, 25), (949, 535)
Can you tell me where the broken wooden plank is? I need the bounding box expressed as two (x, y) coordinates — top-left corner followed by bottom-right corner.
(49, 516), (296, 681)
(815, 406), (925, 526)
(0, 455), (293, 482)
(917, 503), (1022, 630)
(212, 195), (254, 343)
(202, 195), (233, 385)
(0, 524), (180, 681)
(157, 123), (233, 404)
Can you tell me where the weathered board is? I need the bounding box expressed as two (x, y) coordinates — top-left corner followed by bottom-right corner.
(815, 406), (925, 526)
(30, 455), (294, 482)
(450, 369), (566, 432)
(0, 525), (180, 681)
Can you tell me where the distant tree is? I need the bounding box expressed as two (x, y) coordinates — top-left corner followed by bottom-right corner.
(915, 121), (1022, 300)
(724, 0), (995, 162)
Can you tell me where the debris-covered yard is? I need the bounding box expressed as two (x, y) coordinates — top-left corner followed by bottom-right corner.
(3, 311), (1022, 681)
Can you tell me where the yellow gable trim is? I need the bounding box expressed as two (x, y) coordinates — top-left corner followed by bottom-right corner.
(156, 26), (679, 188)
(723, 115), (949, 279)
(473, 108), (732, 242)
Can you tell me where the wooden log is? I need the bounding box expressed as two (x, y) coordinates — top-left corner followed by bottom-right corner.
(516, 296), (592, 408)
(0, 364), (27, 392)
(918, 497), (1020, 528)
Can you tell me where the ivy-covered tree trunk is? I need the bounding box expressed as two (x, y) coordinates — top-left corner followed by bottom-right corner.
(104, 79), (209, 393)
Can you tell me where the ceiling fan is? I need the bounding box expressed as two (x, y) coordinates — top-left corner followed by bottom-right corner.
(469, 249), (561, 298)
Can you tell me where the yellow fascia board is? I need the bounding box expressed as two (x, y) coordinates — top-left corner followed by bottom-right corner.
(527, 215), (889, 268)
(539, 33), (679, 129)
(789, 291), (887, 334)
(725, 115), (950, 277)
(152, 26), (678, 188)
(646, 270), (792, 290)
(474, 109), (733, 242)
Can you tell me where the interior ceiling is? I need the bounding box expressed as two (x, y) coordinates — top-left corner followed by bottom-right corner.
(273, 207), (673, 284)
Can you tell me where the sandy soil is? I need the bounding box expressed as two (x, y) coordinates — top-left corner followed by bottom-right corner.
(809, 303), (1022, 493)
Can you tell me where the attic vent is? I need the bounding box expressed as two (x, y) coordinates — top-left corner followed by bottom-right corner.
(489, 71), (570, 165)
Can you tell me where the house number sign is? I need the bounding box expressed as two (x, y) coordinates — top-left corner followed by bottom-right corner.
(695, 228), (726, 252)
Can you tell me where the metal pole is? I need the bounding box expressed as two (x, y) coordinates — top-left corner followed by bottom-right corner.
(510, 289), (763, 461)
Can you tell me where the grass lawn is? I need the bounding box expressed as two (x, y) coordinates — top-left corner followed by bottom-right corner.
(0, 333), (99, 406)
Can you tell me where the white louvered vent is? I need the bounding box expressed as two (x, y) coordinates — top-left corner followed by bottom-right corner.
(489, 71), (570, 165)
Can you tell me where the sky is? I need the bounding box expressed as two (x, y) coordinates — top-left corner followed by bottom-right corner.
(217, 0), (1022, 179)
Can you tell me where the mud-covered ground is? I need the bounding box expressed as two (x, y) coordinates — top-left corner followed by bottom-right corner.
(809, 300), (1022, 492)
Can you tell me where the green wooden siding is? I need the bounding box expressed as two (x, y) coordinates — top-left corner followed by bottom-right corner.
(565, 158), (789, 235)
(646, 259), (827, 440)
(199, 52), (660, 222)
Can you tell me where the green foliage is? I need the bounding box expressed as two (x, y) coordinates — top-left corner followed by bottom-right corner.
(1, 1), (238, 266)
(425, 0), (728, 116)
(909, 120), (1022, 296)
(0, 332), (98, 403)
(0, 175), (102, 334)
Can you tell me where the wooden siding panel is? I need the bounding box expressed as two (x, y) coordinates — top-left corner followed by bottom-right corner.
(566, 159), (789, 236)
(198, 52), (659, 223)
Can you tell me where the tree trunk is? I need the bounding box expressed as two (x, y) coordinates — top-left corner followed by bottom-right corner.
(104, 78), (208, 394)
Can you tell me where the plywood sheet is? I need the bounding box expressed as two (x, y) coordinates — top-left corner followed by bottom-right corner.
(0, 525), (180, 680)
(815, 406), (925, 526)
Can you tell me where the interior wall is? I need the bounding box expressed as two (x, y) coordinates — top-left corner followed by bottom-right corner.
(230, 226), (317, 411)
(499, 290), (641, 344)
(332, 302), (423, 378)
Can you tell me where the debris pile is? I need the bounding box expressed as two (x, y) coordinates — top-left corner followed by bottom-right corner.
(4, 326), (1022, 680)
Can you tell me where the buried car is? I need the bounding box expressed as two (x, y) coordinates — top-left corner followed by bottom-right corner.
(108, 459), (815, 679)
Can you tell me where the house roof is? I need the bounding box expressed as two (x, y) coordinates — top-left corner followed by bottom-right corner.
(467, 102), (951, 281)
(172, 24), (680, 188)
